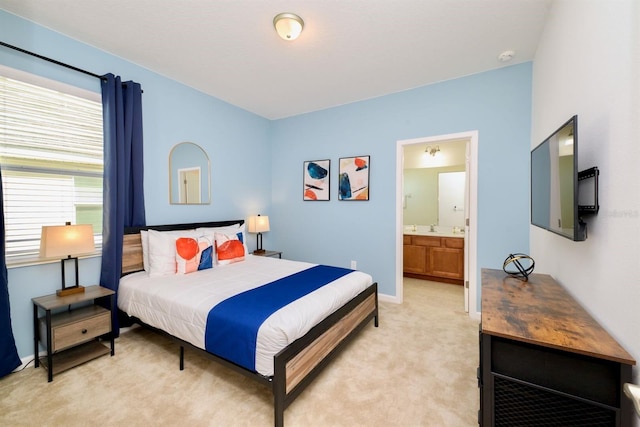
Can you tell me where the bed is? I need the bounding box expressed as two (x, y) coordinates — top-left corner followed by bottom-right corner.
(118, 220), (379, 426)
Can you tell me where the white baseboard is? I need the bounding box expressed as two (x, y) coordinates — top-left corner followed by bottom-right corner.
(13, 352), (42, 373)
(378, 293), (401, 304)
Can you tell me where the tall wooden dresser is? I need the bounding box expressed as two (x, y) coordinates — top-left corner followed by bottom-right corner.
(479, 268), (636, 426)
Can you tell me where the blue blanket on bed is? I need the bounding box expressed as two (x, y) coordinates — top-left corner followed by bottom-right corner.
(204, 265), (352, 372)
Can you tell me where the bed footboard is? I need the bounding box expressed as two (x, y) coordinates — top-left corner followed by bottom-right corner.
(272, 282), (378, 427)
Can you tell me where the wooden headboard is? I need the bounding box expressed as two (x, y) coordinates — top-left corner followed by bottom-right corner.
(121, 219), (244, 276)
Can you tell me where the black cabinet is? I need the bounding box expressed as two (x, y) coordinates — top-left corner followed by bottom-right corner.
(480, 332), (631, 426)
(479, 269), (635, 426)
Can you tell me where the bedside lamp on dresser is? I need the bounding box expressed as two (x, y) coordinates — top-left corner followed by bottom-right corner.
(40, 222), (95, 296)
(248, 214), (270, 255)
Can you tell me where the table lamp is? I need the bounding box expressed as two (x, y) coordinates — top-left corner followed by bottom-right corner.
(40, 222), (95, 296)
(247, 215), (270, 254)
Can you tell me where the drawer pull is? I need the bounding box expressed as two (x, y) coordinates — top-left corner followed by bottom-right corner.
(82, 329), (88, 334)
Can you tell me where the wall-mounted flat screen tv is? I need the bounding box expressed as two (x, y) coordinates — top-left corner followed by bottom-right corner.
(531, 115), (586, 241)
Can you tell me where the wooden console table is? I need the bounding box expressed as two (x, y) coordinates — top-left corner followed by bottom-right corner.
(479, 268), (636, 426)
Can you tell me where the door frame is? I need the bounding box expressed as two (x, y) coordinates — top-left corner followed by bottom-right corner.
(395, 130), (480, 320)
(177, 166), (202, 204)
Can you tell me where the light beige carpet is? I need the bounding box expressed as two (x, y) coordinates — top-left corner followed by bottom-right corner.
(0, 278), (479, 426)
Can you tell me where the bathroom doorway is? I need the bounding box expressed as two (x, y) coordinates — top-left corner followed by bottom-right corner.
(395, 131), (479, 319)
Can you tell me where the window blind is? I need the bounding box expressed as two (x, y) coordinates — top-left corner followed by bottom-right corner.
(0, 74), (103, 263)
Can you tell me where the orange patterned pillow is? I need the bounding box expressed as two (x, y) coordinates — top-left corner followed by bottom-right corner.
(215, 232), (245, 265)
(176, 235), (214, 274)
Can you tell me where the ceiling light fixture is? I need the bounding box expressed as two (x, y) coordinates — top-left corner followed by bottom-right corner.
(273, 13), (304, 41)
(498, 50), (515, 62)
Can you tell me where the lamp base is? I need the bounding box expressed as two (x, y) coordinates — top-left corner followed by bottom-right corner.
(57, 285), (85, 297)
(253, 249), (266, 254)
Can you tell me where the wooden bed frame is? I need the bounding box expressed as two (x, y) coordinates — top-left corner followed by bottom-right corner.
(120, 220), (379, 426)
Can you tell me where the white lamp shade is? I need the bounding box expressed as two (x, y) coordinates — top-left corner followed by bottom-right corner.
(247, 215), (270, 233)
(40, 224), (95, 258)
(273, 13), (304, 41)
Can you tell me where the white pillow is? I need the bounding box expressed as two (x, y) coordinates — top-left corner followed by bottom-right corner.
(196, 223), (240, 235)
(141, 229), (188, 273)
(140, 230), (149, 272)
(147, 229), (198, 277)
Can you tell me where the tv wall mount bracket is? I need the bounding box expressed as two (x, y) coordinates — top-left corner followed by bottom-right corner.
(578, 166), (599, 215)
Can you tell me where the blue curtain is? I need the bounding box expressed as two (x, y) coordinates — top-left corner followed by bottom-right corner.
(100, 74), (146, 335)
(0, 167), (21, 378)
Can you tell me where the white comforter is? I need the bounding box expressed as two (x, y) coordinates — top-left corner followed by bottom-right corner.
(118, 255), (373, 376)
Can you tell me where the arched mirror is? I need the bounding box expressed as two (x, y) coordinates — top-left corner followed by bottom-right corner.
(169, 142), (211, 204)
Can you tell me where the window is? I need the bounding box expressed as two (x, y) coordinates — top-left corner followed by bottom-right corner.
(0, 70), (103, 264)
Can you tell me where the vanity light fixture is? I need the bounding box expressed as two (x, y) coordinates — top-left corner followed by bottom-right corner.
(425, 145), (440, 157)
(565, 130), (574, 146)
(273, 13), (304, 41)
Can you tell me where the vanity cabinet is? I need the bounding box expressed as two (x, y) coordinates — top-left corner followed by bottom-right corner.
(431, 237), (464, 280)
(403, 235), (464, 285)
(403, 236), (427, 274)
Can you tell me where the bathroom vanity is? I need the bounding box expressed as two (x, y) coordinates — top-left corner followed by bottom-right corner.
(403, 232), (464, 285)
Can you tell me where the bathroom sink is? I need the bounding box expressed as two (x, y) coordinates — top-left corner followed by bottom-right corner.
(404, 229), (464, 238)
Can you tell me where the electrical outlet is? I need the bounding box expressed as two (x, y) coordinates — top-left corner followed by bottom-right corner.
(350, 260), (357, 269)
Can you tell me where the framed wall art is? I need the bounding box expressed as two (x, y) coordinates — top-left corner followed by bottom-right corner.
(338, 155), (370, 201)
(303, 159), (330, 201)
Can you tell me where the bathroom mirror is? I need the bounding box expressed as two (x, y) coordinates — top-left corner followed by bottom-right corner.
(403, 140), (467, 227)
(169, 142), (211, 204)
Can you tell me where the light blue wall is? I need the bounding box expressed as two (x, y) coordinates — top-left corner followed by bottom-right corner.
(270, 64), (533, 299)
(2, 9), (532, 360)
(1, 10), (271, 358)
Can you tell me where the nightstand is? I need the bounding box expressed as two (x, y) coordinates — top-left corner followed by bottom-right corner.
(254, 250), (282, 259)
(32, 285), (115, 382)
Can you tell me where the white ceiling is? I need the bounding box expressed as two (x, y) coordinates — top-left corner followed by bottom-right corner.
(0, 0), (551, 120)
